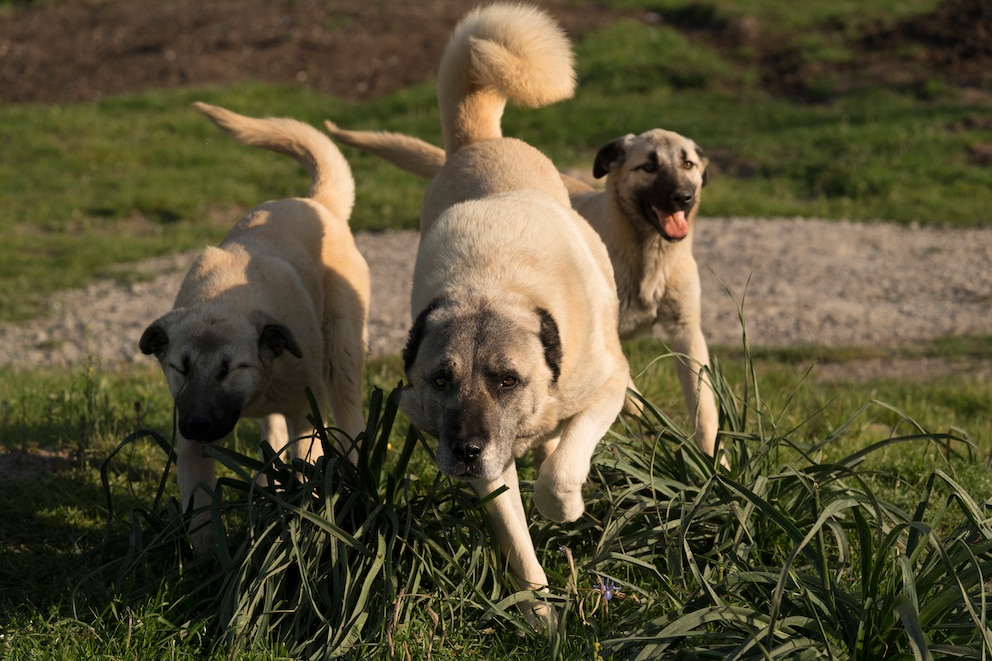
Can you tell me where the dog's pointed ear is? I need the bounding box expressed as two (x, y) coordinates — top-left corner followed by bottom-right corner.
(251, 310), (303, 359)
(593, 134), (635, 179)
(403, 298), (442, 374)
(535, 307), (562, 384)
(695, 142), (710, 187)
(139, 310), (181, 357)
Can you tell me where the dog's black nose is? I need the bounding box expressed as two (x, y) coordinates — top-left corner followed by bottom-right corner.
(671, 190), (694, 208)
(184, 415), (216, 440)
(451, 440), (483, 463)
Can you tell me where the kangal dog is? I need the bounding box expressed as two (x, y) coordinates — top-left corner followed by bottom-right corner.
(327, 95), (718, 461)
(395, 3), (629, 623)
(140, 102), (370, 554)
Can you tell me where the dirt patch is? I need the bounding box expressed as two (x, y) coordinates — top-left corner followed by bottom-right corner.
(1, 219), (990, 381)
(1, 0), (989, 106)
(0, 0), (636, 105)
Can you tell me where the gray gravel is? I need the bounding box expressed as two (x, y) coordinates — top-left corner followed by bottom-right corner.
(1, 218), (990, 371)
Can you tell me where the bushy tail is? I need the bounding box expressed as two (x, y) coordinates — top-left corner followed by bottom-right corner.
(193, 102), (355, 221)
(437, 3), (575, 155)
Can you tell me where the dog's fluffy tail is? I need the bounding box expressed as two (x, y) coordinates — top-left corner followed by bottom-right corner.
(193, 102), (355, 221)
(437, 3), (575, 156)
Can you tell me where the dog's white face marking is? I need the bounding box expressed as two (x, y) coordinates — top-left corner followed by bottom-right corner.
(401, 300), (563, 481)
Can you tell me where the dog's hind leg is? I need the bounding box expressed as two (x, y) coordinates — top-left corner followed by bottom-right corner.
(279, 413), (324, 465)
(259, 414), (290, 457)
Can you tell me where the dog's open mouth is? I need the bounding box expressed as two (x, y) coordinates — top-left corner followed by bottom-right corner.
(649, 205), (690, 241)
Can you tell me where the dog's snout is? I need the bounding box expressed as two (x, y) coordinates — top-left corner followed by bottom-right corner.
(451, 439), (483, 463)
(184, 415), (217, 441)
(671, 189), (694, 208)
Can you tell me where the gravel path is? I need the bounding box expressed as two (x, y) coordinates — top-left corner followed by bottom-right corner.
(1, 218), (990, 373)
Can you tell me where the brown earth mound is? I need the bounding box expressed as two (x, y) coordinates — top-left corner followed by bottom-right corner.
(0, 0), (635, 105)
(0, 0), (988, 106)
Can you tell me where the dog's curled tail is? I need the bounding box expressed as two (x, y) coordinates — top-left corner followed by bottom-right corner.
(437, 2), (575, 156)
(192, 102), (355, 221)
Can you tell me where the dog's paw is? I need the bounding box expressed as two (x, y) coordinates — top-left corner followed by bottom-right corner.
(533, 473), (585, 523)
(188, 514), (216, 556)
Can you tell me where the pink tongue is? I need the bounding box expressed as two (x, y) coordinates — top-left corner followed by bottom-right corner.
(656, 209), (689, 239)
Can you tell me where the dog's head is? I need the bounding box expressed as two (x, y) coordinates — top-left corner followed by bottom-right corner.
(400, 297), (563, 481)
(593, 129), (708, 242)
(139, 308), (302, 443)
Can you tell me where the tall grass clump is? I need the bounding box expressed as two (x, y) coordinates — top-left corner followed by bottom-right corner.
(95, 387), (536, 659)
(92, 346), (991, 658)
(554, 354), (992, 659)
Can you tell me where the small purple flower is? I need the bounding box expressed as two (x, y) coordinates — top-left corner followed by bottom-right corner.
(595, 575), (616, 601)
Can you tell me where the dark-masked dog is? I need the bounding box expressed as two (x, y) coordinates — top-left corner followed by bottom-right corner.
(326, 122), (718, 458)
(140, 102), (370, 554)
(398, 3), (629, 624)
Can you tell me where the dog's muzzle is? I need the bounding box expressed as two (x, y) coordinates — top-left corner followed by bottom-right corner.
(644, 188), (695, 241)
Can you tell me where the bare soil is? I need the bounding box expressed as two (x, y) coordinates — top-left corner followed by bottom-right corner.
(2, 0), (989, 106)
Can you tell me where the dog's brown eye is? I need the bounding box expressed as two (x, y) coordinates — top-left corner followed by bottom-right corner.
(682, 160), (695, 170)
(499, 376), (518, 389)
(432, 376), (448, 390)
(639, 161), (657, 173)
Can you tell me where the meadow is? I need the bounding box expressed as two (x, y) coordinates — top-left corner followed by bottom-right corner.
(0, 0), (990, 658)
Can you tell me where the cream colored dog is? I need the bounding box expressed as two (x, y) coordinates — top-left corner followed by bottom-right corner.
(325, 124), (718, 457)
(397, 3), (629, 622)
(140, 102), (370, 554)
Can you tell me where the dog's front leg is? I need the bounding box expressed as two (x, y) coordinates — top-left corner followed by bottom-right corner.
(660, 309), (719, 459)
(658, 266), (721, 461)
(472, 463), (553, 627)
(176, 434), (221, 554)
(532, 384), (625, 523)
(669, 328), (719, 458)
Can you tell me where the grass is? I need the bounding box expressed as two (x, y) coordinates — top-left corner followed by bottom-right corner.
(1, 1), (990, 320)
(1, 0), (991, 656)
(0, 337), (989, 658)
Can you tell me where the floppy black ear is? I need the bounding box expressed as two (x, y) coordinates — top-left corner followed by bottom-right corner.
(139, 319), (170, 357)
(403, 298), (441, 373)
(250, 309), (303, 359)
(535, 308), (562, 384)
(593, 137), (627, 179)
(258, 323), (303, 359)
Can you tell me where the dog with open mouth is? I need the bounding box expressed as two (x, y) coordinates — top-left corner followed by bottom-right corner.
(326, 116), (718, 458)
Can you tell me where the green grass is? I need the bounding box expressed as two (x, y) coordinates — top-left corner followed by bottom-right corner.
(2, 0), (991, 656)
(1, 0), (990, 320)
(0, 338), (989, 658)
